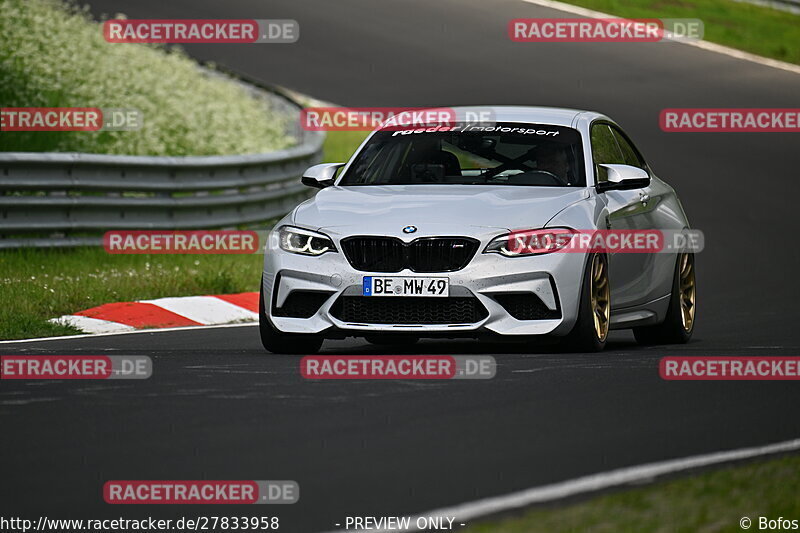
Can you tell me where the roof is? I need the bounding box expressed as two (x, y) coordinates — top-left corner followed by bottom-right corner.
(446, 105), (603, 127)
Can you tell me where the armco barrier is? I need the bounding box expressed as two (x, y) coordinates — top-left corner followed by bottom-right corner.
(0, 77), (325, 249)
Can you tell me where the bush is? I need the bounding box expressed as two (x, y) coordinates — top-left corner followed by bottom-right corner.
(0, 0), (294, 155)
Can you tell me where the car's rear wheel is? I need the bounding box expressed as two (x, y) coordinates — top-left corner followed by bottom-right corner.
(364, 336), (420, 346)
(561, 253), (610, 352)
(259, 278), (324, 355)
(633, 252), (696, 345)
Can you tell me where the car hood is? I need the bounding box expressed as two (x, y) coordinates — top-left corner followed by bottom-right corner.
(293, 185), (589, 238)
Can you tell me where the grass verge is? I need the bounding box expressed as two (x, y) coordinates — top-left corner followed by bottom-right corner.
(0, 0), (293, 155)
(0, 250), (265, 339)
(465, 453), (800, 532)
(0, 130), (367, 340)
(552, 0), (800, 65)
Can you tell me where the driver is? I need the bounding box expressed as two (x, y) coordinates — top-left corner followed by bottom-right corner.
(535, 146), (570, 182)
(403, 137), (461, 181)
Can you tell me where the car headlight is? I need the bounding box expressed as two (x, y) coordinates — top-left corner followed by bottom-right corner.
(278, 226), (336, 256)
(484, 228), (576, 257)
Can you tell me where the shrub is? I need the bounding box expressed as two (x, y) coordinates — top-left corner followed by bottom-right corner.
(0, 0), (294, 155)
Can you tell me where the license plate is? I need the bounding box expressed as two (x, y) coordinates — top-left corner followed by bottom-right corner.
(363, 276), (449, 297)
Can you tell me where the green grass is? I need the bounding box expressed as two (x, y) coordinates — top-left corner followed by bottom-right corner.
(556, 0), (800, 65)
(323, 130), (370, 163)
(0, 130), (366, 340)
(465, 454), (800, 533)
(0, 250), (266, 339)
(0, 0), (293, 155)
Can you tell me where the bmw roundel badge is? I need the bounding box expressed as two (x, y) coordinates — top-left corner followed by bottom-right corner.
(402, 225), (417, 234)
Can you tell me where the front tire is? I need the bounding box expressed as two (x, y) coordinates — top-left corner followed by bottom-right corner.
(561, 253), (610, 352)
(259, 278), (323, 355)
(633, 252), (696, 345)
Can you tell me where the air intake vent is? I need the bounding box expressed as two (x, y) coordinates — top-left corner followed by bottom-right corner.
(341, 237), (478, 273)
(272, 291), (332, 318)
(330, 295), (488, 324)
(493, 293), (561, 320)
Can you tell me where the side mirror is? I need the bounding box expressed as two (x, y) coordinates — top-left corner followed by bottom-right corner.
(596, 164), (650, 193)
(301, 163), (345, 189)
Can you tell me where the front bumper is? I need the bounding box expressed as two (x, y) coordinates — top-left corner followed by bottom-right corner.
(263, 237), (587, 337)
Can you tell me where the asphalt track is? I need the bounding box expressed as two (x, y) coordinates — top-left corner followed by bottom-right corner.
(2, 0), (800, 531)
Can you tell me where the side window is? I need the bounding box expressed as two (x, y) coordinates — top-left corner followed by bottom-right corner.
(590, 124), (624, 182)
(611, 127), (647, 170)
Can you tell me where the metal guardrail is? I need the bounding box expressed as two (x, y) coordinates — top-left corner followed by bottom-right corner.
(0, 85), (325, 249)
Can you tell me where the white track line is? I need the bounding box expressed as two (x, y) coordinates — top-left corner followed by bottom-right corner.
(521, 0), (800, 75)
(0, 322), (257, 345)
(324, 437), (800, 532)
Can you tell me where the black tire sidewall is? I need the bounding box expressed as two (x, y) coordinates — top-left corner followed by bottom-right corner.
(633, 252), (695, 345)
(665, 252), (694, 341)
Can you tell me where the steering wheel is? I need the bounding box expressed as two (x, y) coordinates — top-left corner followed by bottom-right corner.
(499, 169), (568, 186)
(531, 170), (567, 185)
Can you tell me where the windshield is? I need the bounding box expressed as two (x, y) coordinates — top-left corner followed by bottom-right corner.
(339, 122), (585, 187)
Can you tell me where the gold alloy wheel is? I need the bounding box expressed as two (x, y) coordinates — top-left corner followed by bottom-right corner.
(679, 252), (696, 332)
(590, 254), (610, 342)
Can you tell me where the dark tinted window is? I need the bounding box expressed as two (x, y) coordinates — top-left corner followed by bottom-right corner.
(611, 127), (646, 169)
(340, 123), (586, 187)
(590, 123), (624, 182)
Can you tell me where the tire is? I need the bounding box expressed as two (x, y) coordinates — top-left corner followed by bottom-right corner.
(364, 336), (420, 346)
(561, 253), (610, 352)
(259, 278), (323, 355)
(633, 252), (696, 345)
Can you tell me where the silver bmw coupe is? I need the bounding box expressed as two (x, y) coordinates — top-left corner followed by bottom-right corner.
(260, 107), (696, 353)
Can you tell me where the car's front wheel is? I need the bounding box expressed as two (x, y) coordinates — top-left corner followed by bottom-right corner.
(633, 252), (696, 345)
(259, 278), (323, 355)
(561, 253), (610, 352)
